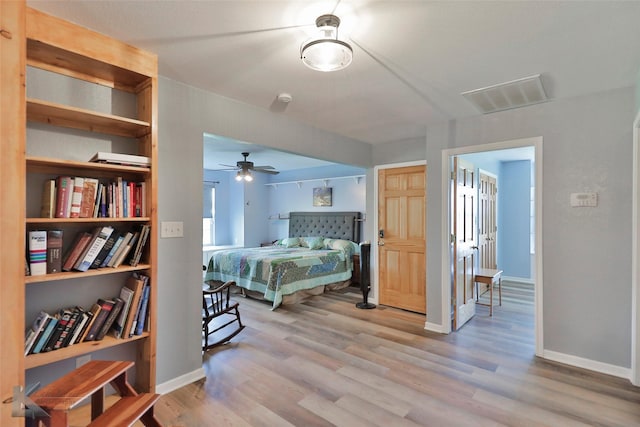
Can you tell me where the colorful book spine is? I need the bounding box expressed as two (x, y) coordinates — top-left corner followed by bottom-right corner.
(28, 230), (47, 276)
(55, 176), (72, 218)
(46, 229), (63, 274)
(134, 282), (151, 336)
(69, 177), (84, 218)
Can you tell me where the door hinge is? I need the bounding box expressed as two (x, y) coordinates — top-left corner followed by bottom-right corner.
(451, 171), (455, 180)
(450, 234), (455, 244)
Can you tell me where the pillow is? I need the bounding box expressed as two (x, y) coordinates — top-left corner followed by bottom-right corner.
(324, 239), (359, 257)
(281, 237), (300, 248)
(301, 236), (325, 250)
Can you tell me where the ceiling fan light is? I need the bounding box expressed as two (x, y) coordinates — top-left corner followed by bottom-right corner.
(244, 172), (253, 182)
(301, 14), (352, 72)
(235, 171), (243, 181)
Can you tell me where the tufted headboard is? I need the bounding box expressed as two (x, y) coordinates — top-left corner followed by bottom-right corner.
(288, 211), (361, 242)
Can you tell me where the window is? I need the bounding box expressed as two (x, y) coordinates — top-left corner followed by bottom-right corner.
(203, 184), (215, 246)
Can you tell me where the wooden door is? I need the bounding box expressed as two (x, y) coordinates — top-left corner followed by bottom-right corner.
(378, 165), (426, 314)
(478, 171), (497, 270)
(452, 157), (476, 330)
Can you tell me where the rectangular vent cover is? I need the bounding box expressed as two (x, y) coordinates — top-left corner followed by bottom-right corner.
(462, 74), (548, 114)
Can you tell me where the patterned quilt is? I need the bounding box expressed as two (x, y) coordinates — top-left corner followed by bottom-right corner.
(204, 240), (357, 309)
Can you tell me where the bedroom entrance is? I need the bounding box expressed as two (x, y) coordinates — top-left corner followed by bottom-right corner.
(442, 137), (543, 357)
(376, 163), (426, 314)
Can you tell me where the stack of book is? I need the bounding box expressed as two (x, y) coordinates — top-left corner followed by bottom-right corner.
(27, 224), (151, 276)
(24, 273), (151, 355)
(40, 175), (147, 220)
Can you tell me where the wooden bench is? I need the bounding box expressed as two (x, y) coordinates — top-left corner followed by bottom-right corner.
(30, 360), (162, 427)
(474, 268), (503, 316)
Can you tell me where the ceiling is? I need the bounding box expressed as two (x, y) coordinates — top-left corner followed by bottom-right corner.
(28, 1), (640, 164)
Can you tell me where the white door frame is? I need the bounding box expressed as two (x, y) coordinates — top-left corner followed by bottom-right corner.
(373, 160), (427, 310)
(440, 136), (543, 357)
(631, 111), (640, 386)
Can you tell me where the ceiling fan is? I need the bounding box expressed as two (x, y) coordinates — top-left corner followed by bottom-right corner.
(218, 152), (279, 182)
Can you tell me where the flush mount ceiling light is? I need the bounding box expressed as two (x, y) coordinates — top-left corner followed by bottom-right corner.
(300, 14), (352, 72)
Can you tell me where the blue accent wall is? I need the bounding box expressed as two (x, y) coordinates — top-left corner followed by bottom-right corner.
(498, 160), (531, 278)
(204, 164), (366, 246)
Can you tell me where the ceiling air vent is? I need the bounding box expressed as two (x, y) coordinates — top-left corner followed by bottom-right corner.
(461, 74), (548, 114)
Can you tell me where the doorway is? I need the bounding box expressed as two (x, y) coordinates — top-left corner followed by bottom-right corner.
(442, 137), (543, 357)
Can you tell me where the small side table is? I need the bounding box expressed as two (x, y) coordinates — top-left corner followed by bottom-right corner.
(474, 268), (503, 316)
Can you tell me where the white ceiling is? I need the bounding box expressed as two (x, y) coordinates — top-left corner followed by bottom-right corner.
(28, 0), (640, 165)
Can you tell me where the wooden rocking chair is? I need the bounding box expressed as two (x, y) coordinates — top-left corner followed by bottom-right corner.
(202, 280), (245, 351)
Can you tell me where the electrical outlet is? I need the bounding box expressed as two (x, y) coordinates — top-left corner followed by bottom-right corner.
(76, 354), (91, 368)
(161, 221), (184, 238)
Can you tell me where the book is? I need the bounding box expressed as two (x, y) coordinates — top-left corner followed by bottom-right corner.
(107, 231), (133, 267)
(30, 316), (58, 354)
(79, 303), (101, 343)
(43, 309), (72, 352)
(91, 231), (120, 269)
(69, 177), (84, 218)
(95, 298), (124, 341)
(61, 232), (92, 272)
(93, 183), (104, 218)
(129, 225), (150, 267)
(99, 183), (107, 217)
(134, 281), (151, 336)
(75, 226), (114, 272)
(121, 276), (145, 339)
(25, 311), (50, 355)
(68, 308), (89, 346)
(55, 176), (73, 218)
(46, 229), (63, 274)
(28, 230), (47, 276)
(55, 307), (82, 350)
(112, 285), (135, 339)
(112, 231), (139, 268)
(84, 299), (114, 342)
(40, 179), (56, 218)
(79, 177), (99, 218)
(90, 152), (150, 168)
(100, 233), (126, 268)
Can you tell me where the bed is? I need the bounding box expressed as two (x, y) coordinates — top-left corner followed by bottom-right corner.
(204, 211), (361, 309)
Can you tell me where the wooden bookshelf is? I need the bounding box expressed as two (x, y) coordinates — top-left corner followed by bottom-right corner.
(1, 5), (158, 420)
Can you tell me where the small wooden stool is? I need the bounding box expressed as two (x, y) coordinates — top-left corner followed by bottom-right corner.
(474, 268), (503, 316)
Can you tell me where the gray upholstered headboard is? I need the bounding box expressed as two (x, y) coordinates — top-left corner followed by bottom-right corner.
(288, 211), (361, 242)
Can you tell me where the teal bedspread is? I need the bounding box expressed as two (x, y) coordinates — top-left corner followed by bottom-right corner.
(204, 241), (356, 309)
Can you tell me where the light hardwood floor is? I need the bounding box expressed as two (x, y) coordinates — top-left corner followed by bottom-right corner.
(152, 283), (640, 427)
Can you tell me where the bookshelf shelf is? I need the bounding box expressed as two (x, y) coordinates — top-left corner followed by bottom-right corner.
(26, 217), (151, 224)
(27, 98), (150, 138)
(25, 264), (151, 284)
(27, 156), (150, 178)
(25, 333), (150, 370)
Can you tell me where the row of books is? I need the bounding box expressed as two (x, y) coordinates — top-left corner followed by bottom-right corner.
(24, 273), (151, 356)
(27, 224), (150, 276)
(40, 175), (147, 219)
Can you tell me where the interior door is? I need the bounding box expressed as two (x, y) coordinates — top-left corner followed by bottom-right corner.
(452, 157), (477, 330)
(378, 165), (426, 314)
(478, 171), (497, 270)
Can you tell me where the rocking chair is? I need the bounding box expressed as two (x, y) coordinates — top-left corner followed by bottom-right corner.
(202, 280), (245, 351)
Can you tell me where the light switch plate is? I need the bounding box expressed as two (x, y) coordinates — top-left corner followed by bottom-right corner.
(161, 221), (184, 238)
(570, 192), (598, 207)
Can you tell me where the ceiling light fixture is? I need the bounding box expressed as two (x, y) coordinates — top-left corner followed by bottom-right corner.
(235, 169), (253, 182)
(300, 14), (352, 72)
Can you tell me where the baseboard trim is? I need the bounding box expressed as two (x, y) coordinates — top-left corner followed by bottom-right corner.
(502, 275), (535, 285)
(542, 349), (631, 380)
(424, 321), (447, 334)
(156, 367), (205, 395)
